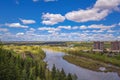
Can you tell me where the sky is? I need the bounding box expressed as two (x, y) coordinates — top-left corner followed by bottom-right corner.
(0, 0), (120, 41)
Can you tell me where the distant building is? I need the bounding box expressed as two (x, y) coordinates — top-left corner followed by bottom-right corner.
(93, 41), (104, 52)
(111, 41), (120, 52)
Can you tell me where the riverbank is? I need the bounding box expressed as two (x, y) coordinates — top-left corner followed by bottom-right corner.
(43, 48), (120, 80)
(66, 50), (120, 67)
(63, 55), (120, 73)
(43, 46), (120, 67)
(43, 46), (120, 73)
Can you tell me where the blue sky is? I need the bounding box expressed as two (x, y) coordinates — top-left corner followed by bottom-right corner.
(0, 0), (120, 41)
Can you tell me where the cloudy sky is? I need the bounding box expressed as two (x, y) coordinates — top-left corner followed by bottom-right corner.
(0, 0), (120, 41)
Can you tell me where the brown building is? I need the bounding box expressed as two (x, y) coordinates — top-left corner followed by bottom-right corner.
(111, 41), (120, 52)
(93, 41), (104, 52)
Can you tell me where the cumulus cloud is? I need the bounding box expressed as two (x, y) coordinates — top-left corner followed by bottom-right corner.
(65, 0), (120, 22)
(20, 18), (36, 24)
(80, 25), (87, 29)
(92, 30), (104, 33)
(94, 0), (120, 10)
(1, 31), (119, 41)
(0, 28), (8, 32)
(107, 30), (115, 33)
(88, 24), (115, 30)
(38, 27), (60, 33)
(65, 9), (109, 22)
(72, 26), (79, 29)
(90, 34), (117, 41)
(5, 23), (28, 28)
(37, 24), (114, 32)
(42, 13), (65, 25)
(16, 32), (24, 36)
(83, 30), (90, 33)
(58, 26), (71, 30)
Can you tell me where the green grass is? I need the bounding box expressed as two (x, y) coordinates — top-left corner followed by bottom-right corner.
(3, 45), (46, 60)
(63, 55), (101, 71)
(66, 50), (120, 67)
(63, 55), (120, 73)
(45, 46), (120, 67)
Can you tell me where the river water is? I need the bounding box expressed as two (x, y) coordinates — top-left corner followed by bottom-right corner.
(43, 49), (120, 80)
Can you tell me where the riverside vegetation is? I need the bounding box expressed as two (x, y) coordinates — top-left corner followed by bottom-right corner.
(0, 42), (77, 80)
(43, 42), (120, 74)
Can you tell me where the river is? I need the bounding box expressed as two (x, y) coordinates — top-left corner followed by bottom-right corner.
(43, 49), (120, 80)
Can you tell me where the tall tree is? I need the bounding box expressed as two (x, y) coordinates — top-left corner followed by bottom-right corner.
(52, 64), (56, 80)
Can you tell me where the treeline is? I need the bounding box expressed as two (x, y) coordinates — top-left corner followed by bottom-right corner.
(3, 41), (67, 46)
(0, 43), (77, 80)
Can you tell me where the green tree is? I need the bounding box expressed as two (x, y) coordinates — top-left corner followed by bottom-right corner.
(61, 68), (66, 78)
(67, 73), (72, 80)
(21, 69), (27, 80)
(36, 76), (41, 80)
(52, 64), (56, 80)
(0, 39), (3, 49)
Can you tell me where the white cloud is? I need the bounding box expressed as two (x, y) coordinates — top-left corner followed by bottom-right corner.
(16, 32), (24, 36)
(37, 24), (114, 32)
(20, 18), (36, 24)
(38, 27), (61, 34)
(80, 25), (87, 29)
(48, 30), (55, 33)
(0, 28), (8, 32)
(94, 0), (120, 10)
(42, 13), (65, 25)
(58, 26), (71, 30)
(83, 30), (90, 33)
(5, 23), (28, 28)
(29, 28), (36, 31)
(90, 33), (117, 41)
(118, 22), (120, 26)
(107, 30), (115, 33)
(72, 26), (79, 29)
(65, 9), (109, 22)
(65, 0), (120, 22)
(33, 0), (39, 2)
(44, 0), (57, 2)
(88, 24), (114, 30)
(1, 31), (119, 41)
(92, 30), (104, 33)
(118, 36), (120, 39)
(38, 27), (60, 32)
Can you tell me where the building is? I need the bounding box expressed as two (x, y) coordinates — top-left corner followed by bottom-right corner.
(93, 41), (104, 52)
(111, 41), (120, 52)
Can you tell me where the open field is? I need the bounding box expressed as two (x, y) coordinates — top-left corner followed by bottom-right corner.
(3, 45), (45, 60)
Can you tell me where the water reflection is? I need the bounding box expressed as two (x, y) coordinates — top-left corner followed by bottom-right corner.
(43, 49), (120, 80)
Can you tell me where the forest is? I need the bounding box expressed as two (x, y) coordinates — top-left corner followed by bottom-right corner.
(0, 42), (77, 80)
